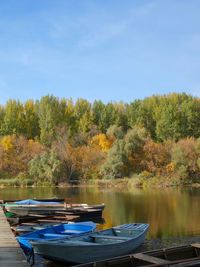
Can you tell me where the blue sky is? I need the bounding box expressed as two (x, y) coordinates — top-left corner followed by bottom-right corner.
(0, 0), (200, 104)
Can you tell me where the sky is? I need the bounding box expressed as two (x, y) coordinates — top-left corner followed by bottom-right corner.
(0, 0), (200, 104)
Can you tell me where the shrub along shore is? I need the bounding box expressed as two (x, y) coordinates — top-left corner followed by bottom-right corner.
(0, 93), (200, 188)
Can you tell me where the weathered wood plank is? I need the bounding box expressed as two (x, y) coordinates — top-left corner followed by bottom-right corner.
(0, 207), (29, 267)
(0, 261), (29, 267)
(0, 251), (26, 260)
(191, 243), (200, 249)
(134, 253), (171, 264)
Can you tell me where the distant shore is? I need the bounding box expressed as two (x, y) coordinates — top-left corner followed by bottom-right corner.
(0, 177), (199, 189)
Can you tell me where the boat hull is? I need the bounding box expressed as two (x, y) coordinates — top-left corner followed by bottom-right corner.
(75, 243), (200, 267)
(17, 221), (96, 253)
(5, 203), (105, 217)
(32, 224), (149, 264)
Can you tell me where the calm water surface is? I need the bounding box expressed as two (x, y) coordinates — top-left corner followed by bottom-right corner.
(1, 186), (200, 266)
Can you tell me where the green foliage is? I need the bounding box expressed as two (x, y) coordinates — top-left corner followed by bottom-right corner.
(101, 140), (128, 179)
(127, 98), (157, 138)
(74, 99), (92, 133)
(0, 105), (5, 131)
(38, 95), (63, 146)
(92, 101), (123, 132)
(1, 93), (200, 144)
(1, 100), (24, 135)
(154, 93), (200, 141)
(124, 126), (148, 155)
(1, 93), (200, 187)
(106, 125), (124, 140)
(0, 178), (21, 187)
(23, 100), (39, 139)
(28, 150), (61, 185)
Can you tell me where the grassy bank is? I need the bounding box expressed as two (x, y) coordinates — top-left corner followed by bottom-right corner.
(70, 175), (196, 189)
(0, 174), (197, 189)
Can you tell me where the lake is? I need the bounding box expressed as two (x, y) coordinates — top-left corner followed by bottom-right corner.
(1, 186), (200, 266)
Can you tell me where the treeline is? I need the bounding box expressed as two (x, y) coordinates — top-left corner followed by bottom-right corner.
(0, 93), (200, 186)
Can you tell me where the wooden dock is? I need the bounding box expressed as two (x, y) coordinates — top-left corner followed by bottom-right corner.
(0, 207), (29, 267)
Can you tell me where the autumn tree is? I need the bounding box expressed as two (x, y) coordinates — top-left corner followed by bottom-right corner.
(23, 100), (39, 139)
(1, 100), (24, 135)
(124, 126), (149, 173)
(38, 95), (63, 146)
(171, 138), (200, 181)
(0, 135), (44, 177)
(53, 130), (77, 181)
(74, 98), (92, 133)
(71, 145), (105, 180)
(90, 133), (112, 152)
(28, 150), (61, 185)
(143, 140), (171, 175)
(62, 99), (76, 134)
(92, 100), (106, 132)
(154, 93), (200, 141)
(92, 101), (120, 132)
(106, 125), (124, 141)
(127, 98), (157, 139)
(101, 140), (129, 179)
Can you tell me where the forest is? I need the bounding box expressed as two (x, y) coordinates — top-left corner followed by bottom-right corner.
(0, 92), (200, 187)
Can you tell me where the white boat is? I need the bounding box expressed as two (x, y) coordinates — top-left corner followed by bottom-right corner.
(31, 223), (149, 264)
(5, 199), (105, 216)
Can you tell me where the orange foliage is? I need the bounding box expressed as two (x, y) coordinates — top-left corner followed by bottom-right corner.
(172, 137), (199, 174)
(72, 145), (105, 179)
(143, 140), (171, 175)
(0, 135), (44, 176)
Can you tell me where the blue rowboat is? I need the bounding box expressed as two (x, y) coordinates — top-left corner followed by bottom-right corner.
(14, 199), (61, 205)
(17, 221), (96, 253)
(31, 223), (149, 264)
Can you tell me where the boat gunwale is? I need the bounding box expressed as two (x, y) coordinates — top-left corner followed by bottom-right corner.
(31, 223), (149, 247)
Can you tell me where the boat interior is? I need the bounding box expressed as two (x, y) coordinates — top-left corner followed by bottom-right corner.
(51, 227), (143, 245)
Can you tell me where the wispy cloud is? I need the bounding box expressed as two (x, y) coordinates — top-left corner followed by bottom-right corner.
(77, 19), (131, 49)
(77, 2), (155, 50)
(0, 0), (200, 103)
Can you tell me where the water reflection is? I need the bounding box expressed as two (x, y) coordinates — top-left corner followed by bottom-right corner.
(1, 186), (200, 239)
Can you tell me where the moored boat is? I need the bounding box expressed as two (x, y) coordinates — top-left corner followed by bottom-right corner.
(4, 199), (105, 217)
(17, 221), (96, 253)
(7, 212), (80, 226)
(31, 223), (149, 264)
(74, 243), (200, 267)
(13, 220), (78, 234)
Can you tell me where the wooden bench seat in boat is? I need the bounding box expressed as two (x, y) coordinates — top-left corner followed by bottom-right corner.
(134, 253), (171, 264)
(59, 230), (83, 234)
(39, 230), (84, 237)
(90, 234), (131, 240)
(59, 240), (99, 245)
(39, 233), (65, 238)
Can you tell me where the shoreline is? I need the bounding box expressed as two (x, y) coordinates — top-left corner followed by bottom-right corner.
(0, 178), (200, 189)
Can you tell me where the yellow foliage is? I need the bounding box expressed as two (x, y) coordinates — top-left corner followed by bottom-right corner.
(28, 139), (34, 145)
(25, 99), (34, 110)
(1, 136), (14, 151)
(90, 134), (112, 152)
(166, 162), (175, 173)
(141, 170), (152, 179)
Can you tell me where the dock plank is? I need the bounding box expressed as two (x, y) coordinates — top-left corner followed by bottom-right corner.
(0, 207), (29, 267)
(191, 243), (200, 249)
